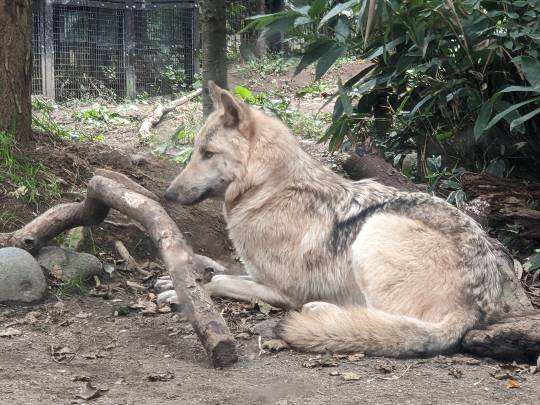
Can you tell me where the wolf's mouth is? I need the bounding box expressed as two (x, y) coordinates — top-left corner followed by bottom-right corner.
(182, 187), (214, 205)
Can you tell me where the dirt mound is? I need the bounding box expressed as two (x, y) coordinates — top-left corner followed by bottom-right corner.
(2, 132), (233, 265)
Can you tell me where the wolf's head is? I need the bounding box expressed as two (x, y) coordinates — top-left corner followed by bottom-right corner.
(165, 81), (254, 205)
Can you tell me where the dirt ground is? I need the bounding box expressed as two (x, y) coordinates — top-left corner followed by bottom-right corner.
(1, 63), (539, 405)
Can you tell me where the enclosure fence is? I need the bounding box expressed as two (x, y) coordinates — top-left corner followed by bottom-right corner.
(32, 0), (197, 100)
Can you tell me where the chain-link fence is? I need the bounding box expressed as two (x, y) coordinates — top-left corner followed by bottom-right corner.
(32, 0), (197, 100)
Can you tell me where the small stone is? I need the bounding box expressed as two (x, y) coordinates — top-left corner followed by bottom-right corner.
(37, 246), (102, 281)
(0, 247), (47, 303)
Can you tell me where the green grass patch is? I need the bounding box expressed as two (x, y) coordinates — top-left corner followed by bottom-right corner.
(0, 130), (61, 210)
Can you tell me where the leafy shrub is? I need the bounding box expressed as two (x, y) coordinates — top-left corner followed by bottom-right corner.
(248, 0), (540, 179)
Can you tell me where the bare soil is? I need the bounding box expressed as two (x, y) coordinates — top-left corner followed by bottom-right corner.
(1, 64), (539, 405)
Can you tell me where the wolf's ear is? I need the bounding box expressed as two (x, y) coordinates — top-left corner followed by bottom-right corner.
(220, 90), (249, 130)
(207, 81), (222, 107)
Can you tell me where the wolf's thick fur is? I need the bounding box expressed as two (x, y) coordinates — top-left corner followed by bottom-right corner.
(164, 82), (508, 357)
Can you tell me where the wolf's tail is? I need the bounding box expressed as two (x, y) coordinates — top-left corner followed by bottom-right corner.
(277, 305), (477, 357)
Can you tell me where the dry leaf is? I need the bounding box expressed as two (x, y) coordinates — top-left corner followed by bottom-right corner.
(126, 280), (146, 291)
(75, 382), (109, 400)
(506, 377), (521, 389)
(50, 264), (63, 280)
(147, 372), (174, 382)
(342, 372), (361, 381)
(374, 360), (396, 374)
(0, 328), (22, 338)
(448, 367), (463, 379)
(261, 339), (289, 352)
(347, 353), (365, 362)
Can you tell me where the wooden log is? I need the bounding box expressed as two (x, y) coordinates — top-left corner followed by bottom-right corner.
(342, 142), (421, 192)
(461, 172), (540, 239)
(0, 172), (238, 368)
(138, 88), (202, 141)
(461, 311), (540, 363)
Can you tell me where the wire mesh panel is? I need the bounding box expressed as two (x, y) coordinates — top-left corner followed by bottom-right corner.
(226, 0), (259, 57)
(133, 6), (195, 96)
(52, 6), (125, 100)
(30, 1), (197, 100)
(32, 0), (43, 95)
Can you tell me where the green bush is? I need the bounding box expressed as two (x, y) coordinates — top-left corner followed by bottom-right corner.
(247, 0), (540, 179)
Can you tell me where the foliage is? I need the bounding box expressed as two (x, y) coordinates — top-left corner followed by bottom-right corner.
(248, 0), (540, 179)
(236, 53), (299, 76)
(77, 105), (131, 127)
(0, 130), (61, 209)
(234, 85), (328, 138)
(58, 273), (89, 296)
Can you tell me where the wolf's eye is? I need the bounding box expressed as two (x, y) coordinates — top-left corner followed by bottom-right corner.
(202, 151), (214, 160)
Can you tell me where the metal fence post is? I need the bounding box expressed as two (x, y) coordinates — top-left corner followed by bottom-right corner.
(124, 0), (136, 99)
(43, 0), (55, 99)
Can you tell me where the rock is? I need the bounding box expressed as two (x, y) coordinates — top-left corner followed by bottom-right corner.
(0, 247), (47, 303)
(250, 318), (279, 339)
(62, 226), (93, 253)
(37, 246), (102, 281)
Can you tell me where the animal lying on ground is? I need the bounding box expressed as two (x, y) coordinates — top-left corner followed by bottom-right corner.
(158, 81), (510, 357)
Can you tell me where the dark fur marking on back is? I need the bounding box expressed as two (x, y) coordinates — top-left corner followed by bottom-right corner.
(329, 195), (429, 254)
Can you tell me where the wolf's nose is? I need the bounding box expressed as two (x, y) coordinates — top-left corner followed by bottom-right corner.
(164, 191), (178, 201)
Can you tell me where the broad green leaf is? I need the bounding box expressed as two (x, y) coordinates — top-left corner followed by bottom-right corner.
(486, 158), (505, 177)
(485, 97), (540, 130)
(510, 107), (540, 130)
(335, 16), (350, 42)
(294, 39), (334, 76)
(527, 252), (540, 272)
(338, 80), (353, 116)
(291, 5), (310, 17)
(294, 16), (312, 27)
(520, 56), (540, 88)
(363, 36), (406, 61)
(319, 0), (359, 28)
(315, 43), (346, 81)
(474, 101), (493, 140)
(309, 0), (328, 18)
(241, 11), (298, 33)
(500, 85), (540, 94)
(234, 85), (253, 101)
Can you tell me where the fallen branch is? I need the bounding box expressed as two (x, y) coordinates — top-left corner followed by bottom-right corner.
(0, 170), (237, 368)
(461, 172), (540, 240)
(342, 141), (420, 192)
(462, 310), (540, 363)
(138, 88), (202, 141)
(114, 240), (151, 277)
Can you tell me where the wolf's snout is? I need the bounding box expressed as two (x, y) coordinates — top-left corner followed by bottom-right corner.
(164, 190), (179, 201)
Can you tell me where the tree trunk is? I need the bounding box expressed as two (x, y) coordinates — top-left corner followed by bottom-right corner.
(0, 0), (32, 141)
(199, 0), (228, 118)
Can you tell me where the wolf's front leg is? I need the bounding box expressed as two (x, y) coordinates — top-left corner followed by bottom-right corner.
(205, 275), (294, 309)
(155, 274), (291, 309)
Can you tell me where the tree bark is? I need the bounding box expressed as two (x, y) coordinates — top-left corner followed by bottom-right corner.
(460, 172), (540, 240)
(342, 141), (421, 192)
(461, 311), (540, 363)
(0, 0), (32, 141)
(199, 0), (228, 118)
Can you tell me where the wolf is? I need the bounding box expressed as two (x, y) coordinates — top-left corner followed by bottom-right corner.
(160, 81), (510, 357)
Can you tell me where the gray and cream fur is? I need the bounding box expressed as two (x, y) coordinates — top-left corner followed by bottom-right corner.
(162, 81), (509, 357)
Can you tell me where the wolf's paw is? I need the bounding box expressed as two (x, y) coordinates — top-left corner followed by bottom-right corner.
(301, 301), (340, 315)
(154, 276), (179, 306)
(154, 275), (174, 293)
(156, 290), (179, 306)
